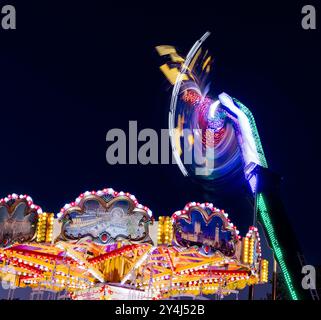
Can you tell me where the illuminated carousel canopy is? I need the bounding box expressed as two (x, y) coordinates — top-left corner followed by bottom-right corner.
(0, 192), (268, 300)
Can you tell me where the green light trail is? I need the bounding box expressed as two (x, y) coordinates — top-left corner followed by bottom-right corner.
(233, 98), (298, 300)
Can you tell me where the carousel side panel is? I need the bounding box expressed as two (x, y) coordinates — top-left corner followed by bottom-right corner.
(56, 188), (153, 245)
(0, 194), (41, 248)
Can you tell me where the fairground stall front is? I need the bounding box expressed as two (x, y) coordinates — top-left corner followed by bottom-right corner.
(0, 190), (268, 300)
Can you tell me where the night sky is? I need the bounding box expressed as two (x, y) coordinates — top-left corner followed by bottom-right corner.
(0, 0), (320, 299)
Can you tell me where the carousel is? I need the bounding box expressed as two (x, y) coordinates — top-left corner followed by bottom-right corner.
(0, 190), (268, 300)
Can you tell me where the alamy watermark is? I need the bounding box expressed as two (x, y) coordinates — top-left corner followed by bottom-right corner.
(1, 4), (318, 30)
(302, 5), (317, 29)
(106, 121), (216, 176)
(1, 4), (16, 30)
(1, 265), (17, 290)
(302, 265), (317, 290)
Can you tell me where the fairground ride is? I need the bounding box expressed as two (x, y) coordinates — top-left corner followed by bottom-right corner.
(0, 32), (316, 301)
(156, 32), (317, 300)
(0, 191), (268, 300)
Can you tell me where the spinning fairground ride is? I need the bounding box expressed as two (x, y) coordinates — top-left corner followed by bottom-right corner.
(0, 191), (268, 300)
(155, 32), (317, 300)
